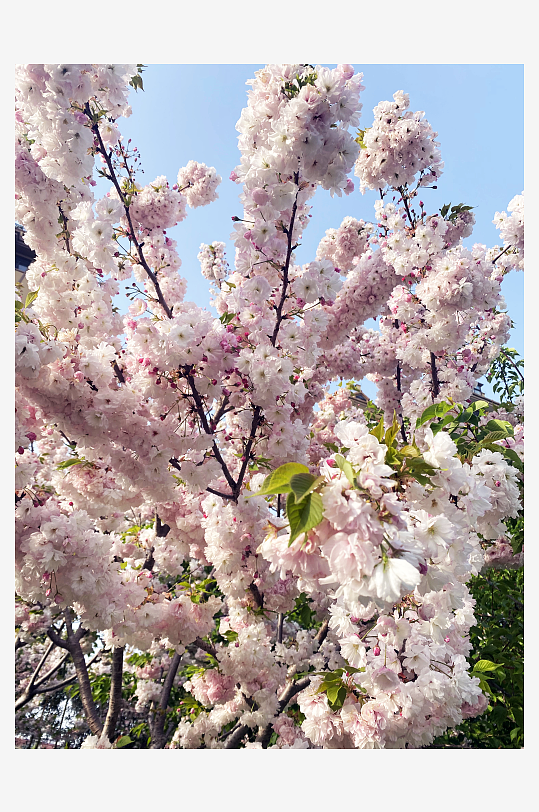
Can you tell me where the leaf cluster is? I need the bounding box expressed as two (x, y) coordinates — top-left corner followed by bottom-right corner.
(485, 346), (524, 408)
(430, 567), (523, 748)
(439, 202), (474, 221)
(418, 399), (521, 470)
(281, 69), (317, 100)
(313, 667), (365, 711)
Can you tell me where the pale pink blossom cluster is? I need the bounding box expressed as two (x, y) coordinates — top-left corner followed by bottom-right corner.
(198, 241), (229, 283)
(355, 90), (444, 193)
(316, 216), (372, 273)
(129, 176), (187, 233)
(493, 192), (524, 270)
(177, 160), (221, 208)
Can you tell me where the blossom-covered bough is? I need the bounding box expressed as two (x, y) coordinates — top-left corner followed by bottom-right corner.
(15, 64), (523, 749)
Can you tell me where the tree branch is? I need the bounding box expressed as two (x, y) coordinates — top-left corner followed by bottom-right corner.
(85, 103), (174, 319)
(102, 646), (125, 742)
(150, 651), (182, 749)
(256, 676), (311, 748)
(430, 352), (440, 400)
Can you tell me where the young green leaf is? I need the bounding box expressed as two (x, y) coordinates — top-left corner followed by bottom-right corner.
(384, 412), (400, 448)
(370, 417), (385, 442)
(248, 462), (310, 498)
(289, 473), (325, 503)
(286, 491), (323, 545)
(24, 289), (39, 308)
(472, 659), (504, 673)
(56, 458), (86, 470)
(484, 419), (514, 437)
(416, 401), (454, 429)
(333, 454), (356, 487)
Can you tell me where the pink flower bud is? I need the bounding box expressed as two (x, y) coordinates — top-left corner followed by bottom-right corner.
(373, 646), (381, 656)
(327, 459), (336, 468)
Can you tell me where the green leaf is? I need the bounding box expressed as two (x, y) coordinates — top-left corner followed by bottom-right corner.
(289, 473), (325, 503)
(479, 431), (511, 445)
(248, 462), (310, 498)
(115, 735), (132, 748)
(456, 400), (490, 423)
(323, 442), (340, 453)
(326, 685), (348, 711)
(384, 412), (400, 448)
(484, 419), (514, 437)
(440, 203), (451, 218)
(415, 401), (454, 429)
(431, 414), (458, 436)
(219, 312), (236, 325)
(333, 454), (355, 487)
(473, 659), (504, 673)
(325, 684), (341, 704)
(499, 447), (523, 472)
(406, 458), (438, 476)
(398, 444), (421, 458)
(56, 458), (86, 470)
(370, 417), (385, 442)
(409, 472), (434, 487)
(286, 491), (323, 545)
(24, 289), (39, 308)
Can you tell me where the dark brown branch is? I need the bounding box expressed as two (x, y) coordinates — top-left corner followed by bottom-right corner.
(26, 637), (56, 691)
(314, 618), (329, 647)
(47, 616), (102, 737)
(276, 613), (284, 644)
(256, 676), (311, 748)
(194, 638), (217, 658)
(211, 394), (231, 429)
(395, 358), (409, 444)
(169, 458), (236, 501)
(397, 186), (416, 229)
(224, 723), (251, 749)
(85, 103), (174, 319)
(247, 582), (264, 610)
(270, 178), (300, 348)
(430, 352), (440, 400)
(492, 244), (512, 265)
(150, 652), (182, 749)
(112, 360), (126, 384)
(102, 646), (125, 742)
(234, 405), (262, 497)
(32, 650), (101, 699)
(185, 369), (237, 493)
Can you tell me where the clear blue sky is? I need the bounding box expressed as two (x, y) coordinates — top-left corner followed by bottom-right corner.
(102, 64), (524, 401)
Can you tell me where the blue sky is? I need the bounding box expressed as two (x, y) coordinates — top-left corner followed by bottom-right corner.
(104, 64), (524, 401)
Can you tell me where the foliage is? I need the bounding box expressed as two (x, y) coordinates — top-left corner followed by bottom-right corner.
(430, 567), (523, 748)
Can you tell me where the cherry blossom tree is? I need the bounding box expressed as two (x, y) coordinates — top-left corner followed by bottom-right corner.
(15, 63), (523, 749)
